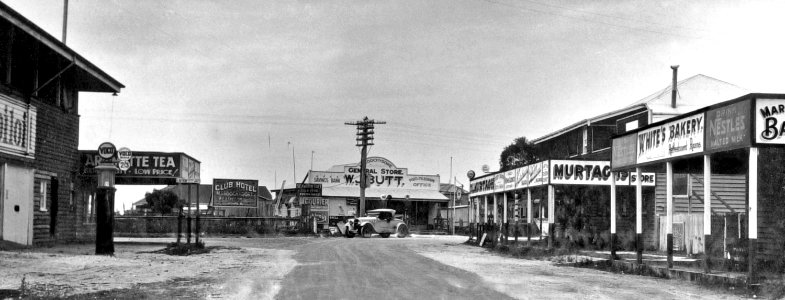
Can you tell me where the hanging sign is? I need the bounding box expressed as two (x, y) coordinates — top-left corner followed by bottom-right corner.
(637, 113), (704, 164)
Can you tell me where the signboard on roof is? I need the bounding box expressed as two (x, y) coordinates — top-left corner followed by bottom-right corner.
(637, 113), (704, 164)
(308, 157), (440, 191)
(80, 151), (200, 185)
(706, 99), (751, 152)
(755, 99), (785, 144)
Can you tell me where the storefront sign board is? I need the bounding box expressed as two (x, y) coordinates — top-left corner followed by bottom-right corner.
(297, 183), (322, 197)
(0, 94), (36, 159)
(637, 113), (704, 164)
(309, 157), (440, 191)
(706, 99), (751, 152)
(755, 98), (785, 144)
(550, 160), (655, 186)
(611, 134), (637, 169)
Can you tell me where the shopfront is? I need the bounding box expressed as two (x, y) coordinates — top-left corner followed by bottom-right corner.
(611, 93), (785, 278)
(306, 156), (447, 230)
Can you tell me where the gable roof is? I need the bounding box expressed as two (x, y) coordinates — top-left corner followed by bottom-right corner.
(532, 74), (749, 144)
(0, 2), (124, 93)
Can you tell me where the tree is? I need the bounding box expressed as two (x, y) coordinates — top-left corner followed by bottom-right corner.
(499, 136), (539, 171)
(145, 189), (183, 215)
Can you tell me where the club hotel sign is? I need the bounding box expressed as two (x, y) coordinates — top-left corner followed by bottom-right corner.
(612, 94), (783, 170)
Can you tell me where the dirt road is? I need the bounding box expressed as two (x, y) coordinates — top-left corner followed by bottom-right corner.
(0, 236), (744, 299)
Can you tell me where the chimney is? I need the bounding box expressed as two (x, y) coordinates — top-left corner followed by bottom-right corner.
(670, 65), (679, 108)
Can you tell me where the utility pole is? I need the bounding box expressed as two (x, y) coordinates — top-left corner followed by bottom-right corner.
(345, 116), (386, 216)
(62, 0), (68, 43)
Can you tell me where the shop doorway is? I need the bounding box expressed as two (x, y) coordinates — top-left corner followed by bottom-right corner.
(1, 163), (34, 245)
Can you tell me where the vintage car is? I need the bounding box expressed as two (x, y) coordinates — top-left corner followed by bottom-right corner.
(337, 208), (409, 238)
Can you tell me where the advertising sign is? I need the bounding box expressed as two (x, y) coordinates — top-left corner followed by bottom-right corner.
(611, 134), (637, 169)
(550, 160), (655, 186)
(300, 197), (328, 209)
(637, 113), (704, 164)
(212, 179), (259, 207)
(297, 183), (322, 197)
(469, 175), (495, 196)
(0, 94), (36, 159)
(706, 99), (751, 152)
(80, 151), (200, 185)
(311, 210), (329, 224)
(755, 99), (785, 144)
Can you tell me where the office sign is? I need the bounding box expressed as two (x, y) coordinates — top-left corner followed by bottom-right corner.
(638, 113), (704, 164)
(706, 99), (751, 152)
(212, 179), (259, 207)
(755, 99), (785, 144)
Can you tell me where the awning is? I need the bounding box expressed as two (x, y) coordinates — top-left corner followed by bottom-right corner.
(321, 186), (448, 202)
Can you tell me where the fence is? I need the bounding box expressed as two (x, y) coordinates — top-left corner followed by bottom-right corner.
(114, 216), (303, 237)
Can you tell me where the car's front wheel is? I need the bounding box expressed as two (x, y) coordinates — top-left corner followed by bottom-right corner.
(396, 224), (409, 238)
(361, 224), (373, 238)
(345, 227), (355, 238)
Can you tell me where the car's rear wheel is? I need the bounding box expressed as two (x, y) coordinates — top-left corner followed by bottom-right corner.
(379, 233), (391, 238)
(361, 224), (373, 238)
(396, 224), (409, 238)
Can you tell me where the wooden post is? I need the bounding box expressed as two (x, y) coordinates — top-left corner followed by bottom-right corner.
(548, 184), (555, 249)
(666, 163), (673, 268)
(610, 171), (617, 261)
(527, 188), (532, 245)
(703, 155), (711, 273)
(503, 192), (508, 243)
(484, 196), (488, 224)
(748, 147), (758, 281)
(637, 167), (644, 265)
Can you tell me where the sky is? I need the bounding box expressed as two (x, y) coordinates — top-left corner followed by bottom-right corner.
(4, 0), (785, 211)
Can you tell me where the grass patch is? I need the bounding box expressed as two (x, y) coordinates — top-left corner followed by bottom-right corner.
(146, 241), (231, 256)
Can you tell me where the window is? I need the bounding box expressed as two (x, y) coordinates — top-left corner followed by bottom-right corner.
(582, 127), (588, 155)
(85, 192), (96, 223)
(673, 174), (688, 196)
(39, 180), (48, 211)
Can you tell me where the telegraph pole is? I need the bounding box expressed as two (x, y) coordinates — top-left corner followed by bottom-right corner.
(345, 116), (386, 216)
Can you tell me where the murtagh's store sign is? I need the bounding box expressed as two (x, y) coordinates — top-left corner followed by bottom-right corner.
(469, 159), (655, 197)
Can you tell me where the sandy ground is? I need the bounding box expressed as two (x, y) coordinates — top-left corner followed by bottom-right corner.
(0, 236), (747, 299)
(406, 236), (743, 300)
(0, 238), (302, 299)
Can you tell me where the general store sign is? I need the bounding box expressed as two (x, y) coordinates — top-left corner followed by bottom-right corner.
(0, 94), (36, 159)
(550, 160), (655, 186)
(79, 151), (200, 185)
(212, 179), (258, 207)
(637, 113), (704, 164)
(755, 99), (785, 144)
(308, 157), (440, 191)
